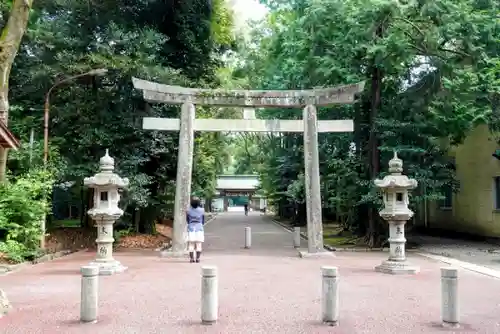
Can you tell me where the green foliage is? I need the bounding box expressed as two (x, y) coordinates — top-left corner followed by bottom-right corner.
(192, 109), (235, 200)
(7, 0), (238, 231)
(211, 0), (236, 49)
(0, 169), (53, 262)
(0, 240), (37, 263)
(7, 138), (66, 179)
(230, 0), (500, 244)
(228, 133), (262, 174)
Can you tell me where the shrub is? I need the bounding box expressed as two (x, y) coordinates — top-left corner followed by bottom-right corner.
(0, 169), (53, 262)
(0, 240), (38, 263)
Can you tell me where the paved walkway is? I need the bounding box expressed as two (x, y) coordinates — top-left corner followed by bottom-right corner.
(203, 211), (307, 255)
(1, 213), (500, 333)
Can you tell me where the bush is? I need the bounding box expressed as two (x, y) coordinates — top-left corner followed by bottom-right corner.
(0, 240), (40, 263)
(0, 169), (53, 262)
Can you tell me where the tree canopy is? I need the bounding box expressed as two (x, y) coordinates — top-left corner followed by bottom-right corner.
(229, 0), (499, 245)
(4, 0), (238, 240)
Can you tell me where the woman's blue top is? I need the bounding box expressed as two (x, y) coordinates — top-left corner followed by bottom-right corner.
(187, 207), (205, 232)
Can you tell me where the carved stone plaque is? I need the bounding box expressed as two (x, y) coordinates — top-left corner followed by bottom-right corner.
(99, 246), (107, 257)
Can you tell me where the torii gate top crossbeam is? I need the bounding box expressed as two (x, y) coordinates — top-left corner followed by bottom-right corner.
(132, 77), (365, 108)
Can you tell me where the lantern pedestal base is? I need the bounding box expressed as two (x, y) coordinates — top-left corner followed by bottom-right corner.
(375, 260), (419, 275)
(298, 250), (335, 258)
(88, 260), (127, 276)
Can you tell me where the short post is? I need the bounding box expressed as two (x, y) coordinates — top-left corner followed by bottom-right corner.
(201, 266), (218, 324)
(321, 266), (339, 326)
(293, 227), (301, 248)
(80, 266), (99, 323)
(244, 227), (251, 249)
(441, 267), (459, 328)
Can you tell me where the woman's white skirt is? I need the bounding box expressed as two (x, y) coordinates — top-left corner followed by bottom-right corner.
(186, 231), (205, 243)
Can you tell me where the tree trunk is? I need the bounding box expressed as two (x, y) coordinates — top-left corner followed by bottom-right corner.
(0, 0), (34, 182)
(365, 22), (384, 248)
(139, 206), (157, 234)
(133, 209), (140, 233)
(83, 188), (94, 228)
(291, 201), (298, 223)
(80, 185), (85, 227)
(295, 202), (307, 227)
(204, 198), (212, 212)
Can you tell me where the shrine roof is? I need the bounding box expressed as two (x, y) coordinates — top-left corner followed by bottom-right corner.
(216, 174), (259, 190)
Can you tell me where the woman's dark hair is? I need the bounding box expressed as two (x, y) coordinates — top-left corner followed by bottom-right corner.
(190, 197), (201, 208)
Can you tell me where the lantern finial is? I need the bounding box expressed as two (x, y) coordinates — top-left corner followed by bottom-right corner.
(99, 148), (114, 172)
(388, 151), (403, 174)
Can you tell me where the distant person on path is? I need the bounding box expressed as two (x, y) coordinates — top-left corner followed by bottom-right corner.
(186, 197), (205, 263)
(244, 203), (248, 216)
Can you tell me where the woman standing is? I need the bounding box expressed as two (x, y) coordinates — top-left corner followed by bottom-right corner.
(186, 197), (205, 263)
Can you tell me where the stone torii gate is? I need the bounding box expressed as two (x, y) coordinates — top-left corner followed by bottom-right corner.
(132, 77), (364, 258)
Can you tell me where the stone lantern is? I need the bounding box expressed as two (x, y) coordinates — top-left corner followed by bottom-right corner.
(84, 149), (129, 275)
(374, 152), (419, 275)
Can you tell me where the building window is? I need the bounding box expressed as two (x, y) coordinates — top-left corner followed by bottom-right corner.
(494, 177), (500, 210)
(440, 187), (452, 209)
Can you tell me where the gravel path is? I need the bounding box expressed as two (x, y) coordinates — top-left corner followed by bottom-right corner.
(412, 234), (500, 270)
(1, 212), (500, 333)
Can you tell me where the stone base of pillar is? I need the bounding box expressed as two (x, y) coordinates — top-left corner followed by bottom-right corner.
(442, 322), (460, 329)
(375, 260), (419, 275)
(159, 249), (189, 258)
(88, 260), (127, 276)
(298, 250), (335, 258)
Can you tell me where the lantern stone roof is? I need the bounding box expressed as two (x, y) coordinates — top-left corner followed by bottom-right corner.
(83, 149), (129, 188)
(0, 121), (20, 150)
(87, 207), (124, 218)
(374, 152), (418, 190)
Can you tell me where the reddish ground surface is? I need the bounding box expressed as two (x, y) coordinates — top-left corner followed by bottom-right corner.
(1, 212), (500, 333)
(45, 223), (173, 252)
